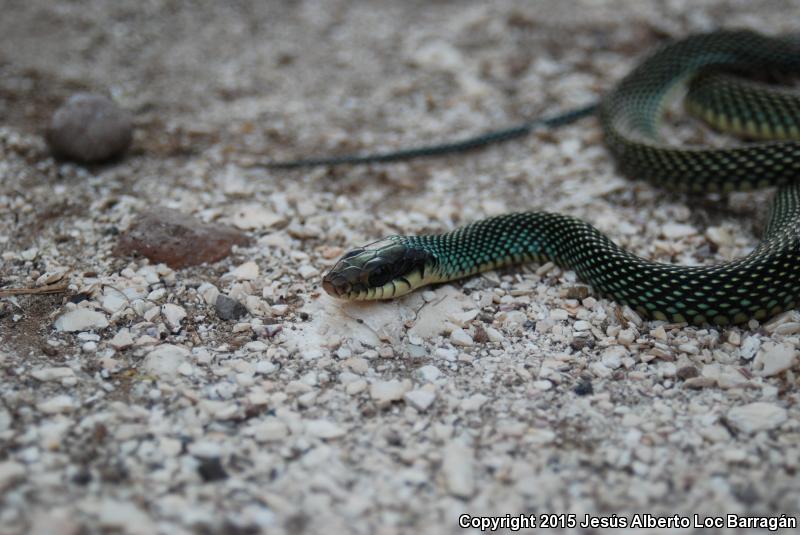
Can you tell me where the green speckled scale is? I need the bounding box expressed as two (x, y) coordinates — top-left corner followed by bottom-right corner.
(321, 30), (800, 325)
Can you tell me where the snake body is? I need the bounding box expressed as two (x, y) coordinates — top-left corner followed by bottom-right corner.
(316, 30), (800, 325)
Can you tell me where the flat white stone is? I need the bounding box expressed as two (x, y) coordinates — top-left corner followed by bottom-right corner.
(460, 393), (488, 411)
(101, 291), (127, 314)
(306, 419), (345, 439)
(161, 303), (186, 332)
(441, 441), (475, 498)
(662, 222), (696, 239)
(601, 346), (626, 369)
(0, 461), (26, 492)
(54, 309), (108, 332)
(31, 367), (75, 382)
(727, 402), (787, 434)
(754, 342), (796, 377)
(450, 328), (473, 346)
(404, 389), (436, 411)
(416, 365), (442, 383)
(227, 260), (260, 280)
(37, 395), (76, 414)
(109, 329), (134, 349)
(370, 379), (410, 404)
(298, 265), (319, 279)
(142, 344), (190, 379)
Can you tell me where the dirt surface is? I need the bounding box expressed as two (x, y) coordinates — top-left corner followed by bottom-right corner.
(2, 1), (800, 534)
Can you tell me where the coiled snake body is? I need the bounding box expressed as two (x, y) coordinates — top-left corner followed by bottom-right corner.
(283, 30), (800, 326)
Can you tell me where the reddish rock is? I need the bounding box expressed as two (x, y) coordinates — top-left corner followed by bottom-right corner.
(114, 209), (251, 268)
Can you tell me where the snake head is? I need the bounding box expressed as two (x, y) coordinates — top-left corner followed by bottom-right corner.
(322, 237), (434, 300)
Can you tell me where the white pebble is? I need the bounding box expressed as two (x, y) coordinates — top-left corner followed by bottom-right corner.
(404, 389), (437, 411)
(252, 418), (289, 442)
(740, 335), (760, 360)
(441, 441), (475, 498)
(573, 320), (591, 331)
(54, 309), (109, 332)
(298, 265), (319, 279)
(0, 461), (25, 492)
(30, 367), (74, 382)
(370, 379), (410, 404)
(109, 329), (134, 349)
(161, 303), (186, 332)
(142, 344), (190, 379)
(754, 342), (796, 377)
(37, 395), (76, 414)
(662, 222), (696, 239)
(460, 393), (488, 411)
(416, 365), (442, 383)
(306, 419), (346, 439)
(601, 346), (626, 369)
(450, 328), (473, 346)
(227, 261), (260, 280)
(727, 402), (787, 434)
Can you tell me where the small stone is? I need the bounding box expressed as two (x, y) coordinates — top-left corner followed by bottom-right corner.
(31, 367), (75, 382)
(683, 377), (716, 389)
(161, 303), (186, 332)
(198, 283), (220, 306)
(215, 295), (248, 320)
(298, 265), (319, 279)
(370, 379), (410, 405)
(589, 362), (612, 378)
(101, 291), (127, 314)
(0, 461), (26, 492)
(727, 402), (787, 434)
(114, 209), (251, 269)
(601, 346), (625, 369)
(37, 395), (76, 414)
(55, 309), (109, 332)
(197, 457), (228, 482)
(227, 204), (287, 230)
(252, 418), (289, 442)
(441, 441), (475, 498)
(142, 344), (190, 379)
(93, 500), (156, 534)
(753, 342), (797, 377)
(404, 389), (436, 411)
(573, 320), (591, 331)
(46, 93), (133, 162)
(109, 329), (134, 349)
(740, 336), (760, 360)
(306, 419), (346, 439)
(662, 222), (696, 239)
(460, 393), (488, 411)
(416, 365), (442, 383)
(532, 380), (552, 391)
(227, 261), (259, 280)
(450, 328), (473, 346)
(573, 378), (593, 396)
(676, 365), (700, 380)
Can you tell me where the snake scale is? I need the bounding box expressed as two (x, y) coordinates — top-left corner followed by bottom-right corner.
(270, 30), (800, 326)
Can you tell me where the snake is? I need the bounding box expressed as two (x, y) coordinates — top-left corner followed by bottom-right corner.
(268, 30), (800, 326)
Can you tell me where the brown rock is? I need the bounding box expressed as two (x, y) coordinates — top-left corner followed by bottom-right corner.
(114, 209), (251, 268)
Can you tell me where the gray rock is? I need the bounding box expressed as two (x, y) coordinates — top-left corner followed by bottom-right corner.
(215, 295), (248, 320)
(46, 93), (133, 162)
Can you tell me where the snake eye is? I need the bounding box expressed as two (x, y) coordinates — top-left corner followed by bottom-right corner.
(368, 264), (393, 287)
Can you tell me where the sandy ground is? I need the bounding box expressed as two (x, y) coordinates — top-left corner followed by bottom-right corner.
(2, 1), (800, 533)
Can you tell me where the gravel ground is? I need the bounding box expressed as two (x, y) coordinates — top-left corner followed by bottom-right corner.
(2, 1), (800, 533)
